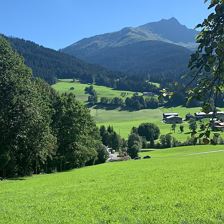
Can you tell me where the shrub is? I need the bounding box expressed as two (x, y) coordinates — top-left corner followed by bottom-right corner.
(137, 123), (160, 147)
(127, 133), (142, 158)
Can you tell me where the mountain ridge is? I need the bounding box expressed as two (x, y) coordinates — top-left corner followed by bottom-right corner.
(63, 17), (198, 52)
(61, 18), (196, 77)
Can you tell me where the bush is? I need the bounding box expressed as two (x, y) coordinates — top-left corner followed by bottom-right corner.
(189, 118), (197, 132)
(159, 134), (181, 148)
(184, 136), (198, 146)
(95, 145), (109, 164)
(145, 97), (159, 109)
(137, 123), (160, 147)
(99, 125), (125, 151)
(127, 133), (142, 158)
(160, 134), (172, 148)
(127, 144), (140, 159)
(88, 94), (98, 105)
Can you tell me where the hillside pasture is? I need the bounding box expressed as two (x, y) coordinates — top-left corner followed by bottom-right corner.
(53, 80), (137, 102)
(1, 145), (224, 223)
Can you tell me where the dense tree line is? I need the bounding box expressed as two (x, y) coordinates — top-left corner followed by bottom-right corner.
(99, 95), (159, 110)
(116, 76), (160, 93)
(0, 37), (108, 178)
(84, 86), (160, 110)
(100, 97), (124, 107)
(125, 95), (159, 110)
(126, 122), (199, 158)
(127, 123), (160, 158)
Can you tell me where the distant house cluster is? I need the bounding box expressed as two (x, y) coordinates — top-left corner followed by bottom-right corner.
(163, 113), (183, 124)
(163, 111), (224, 130)
(213, 120), (224, 131)
(194, 111), (224, 120)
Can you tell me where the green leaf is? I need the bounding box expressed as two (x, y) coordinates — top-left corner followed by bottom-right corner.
(204, 65), (211, 72)
(208, 56), (215, 64)
(215, 48), (223, 56)
(205, 130), (211, 138)
(205, 47), (213, 54)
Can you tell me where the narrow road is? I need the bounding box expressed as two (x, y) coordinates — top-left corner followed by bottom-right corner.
(153, 149), (224, 159)
(185, 149), (224, 156)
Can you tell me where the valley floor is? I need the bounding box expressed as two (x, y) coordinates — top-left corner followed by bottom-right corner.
(1, 145), (224, 223)
(53, 80), (220, 141)
(53, 79), (224, 142)
(92, 106), (201, 140)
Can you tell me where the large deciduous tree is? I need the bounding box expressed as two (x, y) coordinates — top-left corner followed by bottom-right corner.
(137, 123), (160, 147)
(188, 0), (224, 112)
(0, 37), (57, 177)
(0, 37), (109, 178)
(127, 133), (142, 159)
(188, 0), (224, 141)
(52, 93), (101, 170)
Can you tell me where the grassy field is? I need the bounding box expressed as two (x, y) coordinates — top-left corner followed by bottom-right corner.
(92, 107), (201, 140)
(1, 145), (224, 223)
(52, 80), (137, 102)
(52, 81), (222, 141)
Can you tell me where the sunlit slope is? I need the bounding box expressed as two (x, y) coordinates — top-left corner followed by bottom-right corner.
(1, 145), (224, 223)
(53, 80), (136, 102)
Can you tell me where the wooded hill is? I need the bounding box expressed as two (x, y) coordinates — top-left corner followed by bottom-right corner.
(2, 35), (121, 84)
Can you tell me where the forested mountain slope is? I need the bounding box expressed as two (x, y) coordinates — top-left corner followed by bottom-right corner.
(3, 35), (119, 84)
(62, 18), (196, 77)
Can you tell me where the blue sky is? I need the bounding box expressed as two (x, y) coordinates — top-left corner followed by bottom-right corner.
(0, 0), (210, 50)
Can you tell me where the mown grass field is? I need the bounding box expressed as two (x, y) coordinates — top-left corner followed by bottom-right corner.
(1, 145), (224, 223)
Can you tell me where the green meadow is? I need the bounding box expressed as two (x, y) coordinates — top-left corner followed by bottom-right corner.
(53, 80), (204, 140)
(52, 80), (137, 102)
(1, 145), (224, 224)
(91, 107), (201, 140)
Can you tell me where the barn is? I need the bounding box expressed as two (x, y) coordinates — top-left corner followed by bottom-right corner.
(163, 113), (178, 119)
(164, 115), (183, 124)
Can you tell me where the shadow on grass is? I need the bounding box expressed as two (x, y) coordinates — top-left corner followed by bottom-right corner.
(86, 104), (149, 112)
(8, 177), (26, 181)
(0, 177), (26, 182)
(93, 104), (120, 110)
(184, 132), (192, 135)
(88, 104), (141, 112)
(118, 106), (144, 112)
